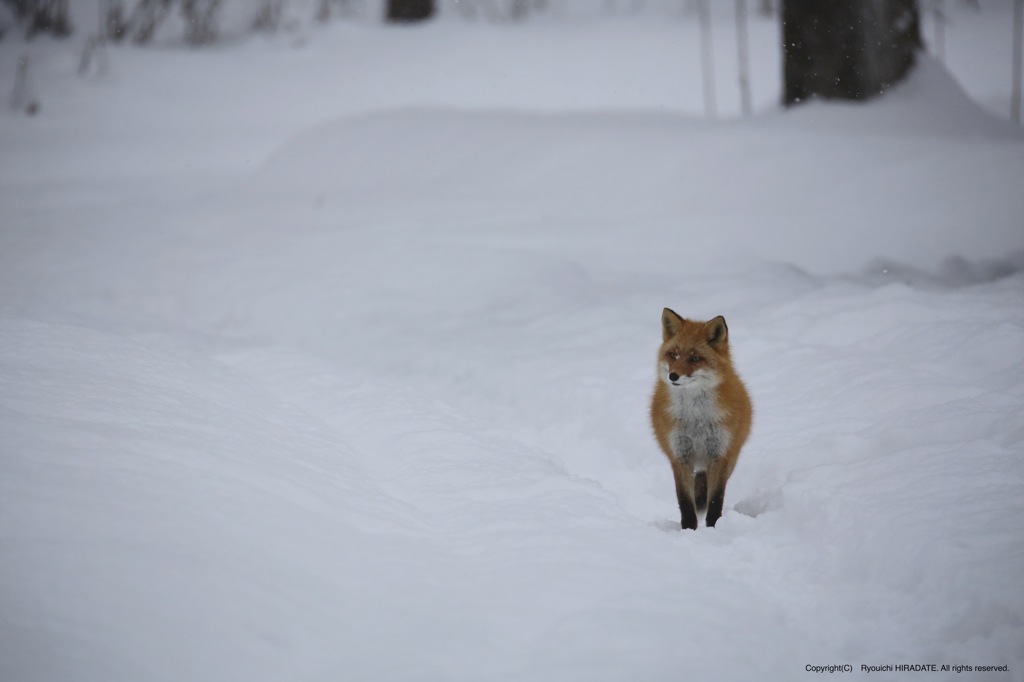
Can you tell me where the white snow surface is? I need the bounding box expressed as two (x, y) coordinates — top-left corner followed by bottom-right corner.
(1, 5), (1023, 681)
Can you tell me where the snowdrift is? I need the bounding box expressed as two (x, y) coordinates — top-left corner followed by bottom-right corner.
(255, 57), (1024, 275)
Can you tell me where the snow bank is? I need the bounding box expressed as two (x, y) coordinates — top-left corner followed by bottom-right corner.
(255, 107), (1024, 276)
(769, 55), (1022, 139)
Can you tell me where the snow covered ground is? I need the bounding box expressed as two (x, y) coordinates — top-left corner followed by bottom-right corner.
(1, 2), (1023, 680)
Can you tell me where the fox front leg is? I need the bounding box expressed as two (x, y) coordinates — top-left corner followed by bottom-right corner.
(672, 461), (698, 530)
(705, 460), (728, 528)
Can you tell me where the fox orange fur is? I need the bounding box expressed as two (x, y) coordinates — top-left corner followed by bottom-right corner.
(650, 309), (752, 530)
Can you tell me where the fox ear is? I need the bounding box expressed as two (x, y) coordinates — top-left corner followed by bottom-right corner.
(662, 308), (686, 341)
(706, 316), (728, 346)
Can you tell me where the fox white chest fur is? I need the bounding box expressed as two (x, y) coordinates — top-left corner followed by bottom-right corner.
(663, 381), (732, 473)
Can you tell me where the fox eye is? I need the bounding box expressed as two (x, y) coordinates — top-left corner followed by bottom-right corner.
(689, 355), (703, 363)
(666, 351), (679, 361)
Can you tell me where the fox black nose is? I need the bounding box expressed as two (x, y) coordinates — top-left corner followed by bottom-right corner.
(669, 372), (680, 382)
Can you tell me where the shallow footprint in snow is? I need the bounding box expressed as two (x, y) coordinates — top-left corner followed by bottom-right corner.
(733, 488), (783, 519)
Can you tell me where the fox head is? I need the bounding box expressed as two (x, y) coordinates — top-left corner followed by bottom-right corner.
(657, 308), (732, 390)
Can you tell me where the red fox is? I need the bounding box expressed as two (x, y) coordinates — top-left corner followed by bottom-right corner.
(650, 309), (752, 530)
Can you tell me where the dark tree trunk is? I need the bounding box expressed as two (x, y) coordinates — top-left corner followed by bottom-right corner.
(783, 0), (922, 106)
(386, 0), (434, 22)
(8, 0), (73, 37)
